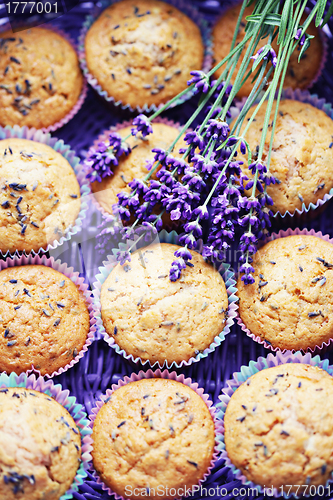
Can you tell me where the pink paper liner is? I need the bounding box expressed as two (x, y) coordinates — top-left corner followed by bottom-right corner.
(93, 231), (238, 369)
(216, 350), (333, 498)
(210, 1), (328, 97)
(0, 371), (93, 499)
(0, 125), (90, 257)
(85, 116), (184, 219)
(0, 23), (87, 134)
(234, 88), (333, 219)
(0, 253), (96, 378)
(237, 227), (333, 356)
(88, 368), (223, 500)
(78, 0), (212, 114)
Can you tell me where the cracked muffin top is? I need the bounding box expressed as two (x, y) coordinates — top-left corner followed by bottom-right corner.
(100, 243), (228, 365)
(237, 235), (333, 351)
(0, 387), (81, 500)
(0, 265), (90, 376)
(0, 27), (83, 129)
(224, 363), (333, 492)
(236, 99), (333, 215)
(84, 0), (204, 108)
(0, 138), (81, 254)
(92, 378), (215, 500)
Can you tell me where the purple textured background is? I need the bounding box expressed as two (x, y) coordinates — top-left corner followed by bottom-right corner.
(0, 1), (333, 498)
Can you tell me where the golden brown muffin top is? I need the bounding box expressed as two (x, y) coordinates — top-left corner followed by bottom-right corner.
(212, 3), (322, 98)
(0, 27), (83, 129)
(85, 0), (204, 108)
(92, 378), (215, 500)
(237, 235), (333, 351)
(100, 243), (228, 365)
(225, 363), (333, 492)
(0, 387), (81, 500)
(0, 138), (81, 253)
(236, 100), (333, 214)
(0, 265), (90, 376)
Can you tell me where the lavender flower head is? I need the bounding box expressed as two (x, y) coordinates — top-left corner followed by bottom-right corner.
(251, 46), (277, 68)
(187, 70), (210, 93)
(131, 114), (153, 137)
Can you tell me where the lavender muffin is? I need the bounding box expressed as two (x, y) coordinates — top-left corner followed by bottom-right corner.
(0, 387), (81, 500)
(84, 0), (204, 108)
(0, 27), (83, 129)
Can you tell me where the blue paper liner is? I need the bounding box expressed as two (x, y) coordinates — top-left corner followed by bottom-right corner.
(78, 0), (212, 113)
(0, 371), (93, 500)
(216, 350), (333, 498)
(0, 125), (91, 256)
(93, 230), (238, 368)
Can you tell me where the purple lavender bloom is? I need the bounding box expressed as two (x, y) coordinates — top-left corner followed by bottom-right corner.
(193, 205), (209, 220)
(152, 148), (168, 163)
(169, 259), (186, 281)
(115, 249), (131, 265)
(206, 119), (230, 140)
(174, 247), (192, 261)
(187, 70), (210, 93)
(85, 142), (118, 182)
(251, 46), (277, 68)
(131, 114), (153, 137)
(184, 131), (205, 150)
(108, 132), (131, 156)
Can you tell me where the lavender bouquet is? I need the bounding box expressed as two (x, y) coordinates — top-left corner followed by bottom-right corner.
(86, 0), (332, 284)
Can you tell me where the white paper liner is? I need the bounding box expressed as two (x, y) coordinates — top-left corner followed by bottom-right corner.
(92, 230), (238, 369)
(88, 368), (223, 500)
(0, 125), (90, 256)
(237, 227), (333, 355)
(216, 350), (333, 498)
(0, 371), (93, 500)
(0, 253), (96, 378)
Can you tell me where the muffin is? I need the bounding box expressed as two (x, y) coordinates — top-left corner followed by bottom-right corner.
(100, 243), (228, 365)
(0, 387), (81, 499)
(0, 27), (83, 129)
(92, 378), (215, 499)
(212, 3), (323, 98)
(0, 138), (81, 253)
(224, 363), (333, 492)
(237, 234), (333, 351)
(0, 264), (90, 375)
(84, 0), (204, 109)
(91, 122), (186, 215)
(236, 99), (333, 214)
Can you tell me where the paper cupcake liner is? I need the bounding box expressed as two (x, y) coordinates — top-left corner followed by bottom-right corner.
(86, 116), (184, 219)
(78, 0), (212, 114)
(0, 371), (93, 500)
(0, 125), (91, 257)
(0, 23), (88, 134)
(92, 229), (238, 367)
(237, 227), (333, 356)
(0, 253), (96, 378)
(234, 88), (333, 220)
(210, 1), (328, 96)
(216, 350), (333, 498)
(88, 368), (223, 500)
